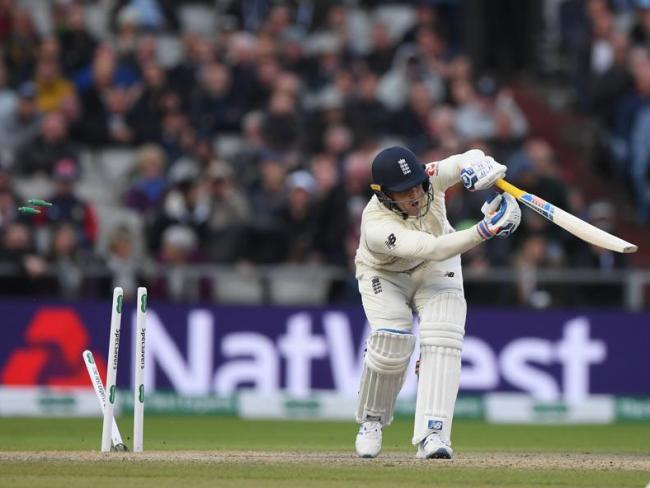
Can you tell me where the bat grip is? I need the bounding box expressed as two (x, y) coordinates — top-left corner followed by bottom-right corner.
(495, 178), (526, 199)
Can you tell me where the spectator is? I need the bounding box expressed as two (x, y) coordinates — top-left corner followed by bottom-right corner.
(246, 153), (288, 262)
(279, 170), (317, 262)
(415, 26), (453, 79)
(454, 75), (528, 143)
(261, 90), (300, 153)
(305, 33), (343, 92)
(0, 60), (16, 121)
(341, 151), (374, 268)
(205, 160), (251, 262)
(15, 111), (78, 176)
(46, 222), (88, 298)
(0, 221), (48, 295)
(630, 0), (650, 47)
(0, 162), (17, 228)
(0, 0), (14, 43)
(274, 71), (302, 104)
(190, 62), (243, 136)
(392, 82), (435, 149)
(574, 1), (618, 111)
(249, 55), (282, 110)
(227, 32), (260, 112)
(74, 43), (137, 93)
(322, 123), (352, 164)
(610, 49), (650, 183)
(280, 27), (313, 76)
(123, 34), (158, 78)
(34, 54), (76, 113)
(104, 86), (137, 145)
(378, 46), (445, 110)
(185, 132), (216, 169)
(154, 224), (205, 302)
(148, 160), (209, 254)
(248, 152), (287, 227)
(302, 88), (344, 153)
(75, 46), (139, 145)
(110, 0), (180, 34)
(4, 7), (40, 85)
(104, 223), (142, 299)
(129, 61), (168, 142)
(345, 70), (389, 145)
(58, 3), (97, 76)
(124, 143), (167, 213)
(402, 5), (443, 44)
(630, 102), (650, 221)
(261, 4), (292, 39)
(58, 91), (85, 144)
(310, 154), (348, 265)
(0, 81), (41, 150)
(113, 6), (140, 61)
(509, 139), (569, 249)
(512, 233), (566, 308)
(427, 105), (461, 155)
(168, 33), (216, 106)
(364, 22), (395, 76)
(586, 31), (632, 123)
(160, 112), (197, 163)
(42, 158), (97, 248)
(232, 110), (266, 187)
(157, 92), (186, 162)
(332, 69), (355, 104)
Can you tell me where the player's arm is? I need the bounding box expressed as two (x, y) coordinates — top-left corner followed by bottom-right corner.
(426, 149), (506, 192)
(365, 194), (521, 261)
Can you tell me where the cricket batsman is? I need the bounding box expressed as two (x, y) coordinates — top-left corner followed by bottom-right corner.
(354, 146), (521, 459)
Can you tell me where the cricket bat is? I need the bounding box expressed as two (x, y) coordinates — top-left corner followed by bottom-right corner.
(495, 179), (638, 254)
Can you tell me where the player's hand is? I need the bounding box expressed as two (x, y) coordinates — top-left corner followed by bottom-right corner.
(477, 193), (521, 239)
(460, 156), (507, 192)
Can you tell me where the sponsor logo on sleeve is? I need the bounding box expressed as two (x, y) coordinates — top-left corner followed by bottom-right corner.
(371, 277), (382, 294)
(385, 233), (397, 249)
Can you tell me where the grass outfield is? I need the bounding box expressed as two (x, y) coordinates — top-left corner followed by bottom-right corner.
(0, 417), (649, 487)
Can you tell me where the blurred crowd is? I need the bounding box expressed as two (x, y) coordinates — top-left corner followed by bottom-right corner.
(0, 0), (637, 307)
(561, 0), (650, 223)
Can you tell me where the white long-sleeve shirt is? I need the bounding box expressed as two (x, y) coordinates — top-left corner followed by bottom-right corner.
(355, 150), (486, 276)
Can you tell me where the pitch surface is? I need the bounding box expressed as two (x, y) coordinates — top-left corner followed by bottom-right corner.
(0, 417), (648, 487)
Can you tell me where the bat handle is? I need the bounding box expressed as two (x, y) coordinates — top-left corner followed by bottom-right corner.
(495, 178), (526, 200)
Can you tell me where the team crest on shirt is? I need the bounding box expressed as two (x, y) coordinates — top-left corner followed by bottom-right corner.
(385, 233), (397, 249)
(398, 158), (411, 175)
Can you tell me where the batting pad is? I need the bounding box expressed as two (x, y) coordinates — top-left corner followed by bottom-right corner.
(356, 329), (415, 426)
(413, 292), (466, 445)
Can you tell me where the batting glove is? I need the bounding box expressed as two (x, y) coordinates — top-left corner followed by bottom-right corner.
(477, 193), (521, 239)
(461, 156), (507, 192)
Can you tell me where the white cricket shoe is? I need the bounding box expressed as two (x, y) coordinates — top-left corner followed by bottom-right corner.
(355, 421), (382, 458)
(416, 433), (453, 459)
